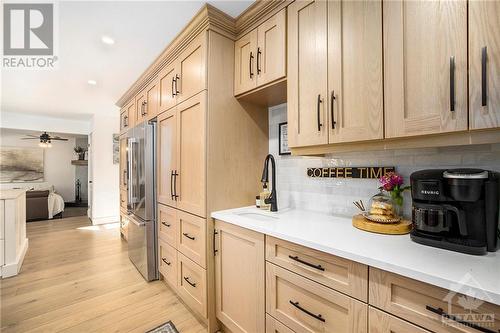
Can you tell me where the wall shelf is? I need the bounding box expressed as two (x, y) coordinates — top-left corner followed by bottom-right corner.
(71, 160), (88, 166)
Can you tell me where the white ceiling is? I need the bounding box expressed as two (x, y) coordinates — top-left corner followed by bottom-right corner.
(1, 1), (254, 121)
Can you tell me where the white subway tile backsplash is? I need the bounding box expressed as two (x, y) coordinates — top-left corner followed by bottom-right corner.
(268, 104), (500, 218)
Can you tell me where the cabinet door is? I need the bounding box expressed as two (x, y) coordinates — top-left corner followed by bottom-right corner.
(256, 9), (286, 87)
(159, 62), (177, 113)
(384, 0), (468, 138)
(368, 307), (432, 333)
(234, 29), (258, 95)
(120, 109), (129, 133)
(328, 0), (383, 143)
(157, 109), (177, 207)
(287, 0), (328, 148)
(176, 92), (206, 218)
(469, 1), (500, 129)
(176, 33), (206, 104)
(119, 136), (128, 190)
(126, 100), (135, 128)
(215, 220), (265, 333)
(135, 89), (147, 124)
(144, 78), (159, 121)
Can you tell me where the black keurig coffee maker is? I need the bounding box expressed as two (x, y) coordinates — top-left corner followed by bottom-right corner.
(410, 169), (500, 255)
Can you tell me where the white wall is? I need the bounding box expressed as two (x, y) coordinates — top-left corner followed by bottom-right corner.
(1, 112), (91, 135)
(89, 113), (120, 224)
(269, 104), (500, 218)
(0, 129), (77, 201)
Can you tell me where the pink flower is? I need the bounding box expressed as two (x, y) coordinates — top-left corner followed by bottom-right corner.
(379, 172), (404, 191)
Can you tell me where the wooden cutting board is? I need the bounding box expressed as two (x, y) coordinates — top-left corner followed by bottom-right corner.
(352, 214), (412, 235)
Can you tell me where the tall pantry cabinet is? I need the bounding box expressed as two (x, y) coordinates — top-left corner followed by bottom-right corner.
(120, 7), (269, 331)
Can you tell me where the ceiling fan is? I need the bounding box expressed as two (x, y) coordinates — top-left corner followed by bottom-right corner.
(21, 131), (68, 147)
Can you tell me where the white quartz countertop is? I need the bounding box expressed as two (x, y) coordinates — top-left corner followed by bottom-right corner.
(0, 188), (27, 200)
(212, 206), (500, 306)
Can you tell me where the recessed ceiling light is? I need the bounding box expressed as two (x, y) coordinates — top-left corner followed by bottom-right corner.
(101, 35), (115, 45)
(87, 80), (97, 85)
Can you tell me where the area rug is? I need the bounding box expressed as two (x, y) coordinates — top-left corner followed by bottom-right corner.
(146, 321), (179, 333)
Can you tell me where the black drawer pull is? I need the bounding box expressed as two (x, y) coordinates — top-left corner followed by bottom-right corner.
(183, 233), (195, 240)
(330, 90), (336, 129)
(426, 305), (498, 333)
(249, 52), (254, 78)
(482, 46), (487, 106)
(184, 276), (196, 288)
(161, 258), (171, 266)
(161, 221), (171, 227)
(170, 170), (174, 200)
(171, 77), (176, 97)
(289, 300), (325, 323)
(289, 255), (325, 271)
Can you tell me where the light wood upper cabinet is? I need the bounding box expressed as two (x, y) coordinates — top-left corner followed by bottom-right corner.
(175, 92), (206, 218)
(120, 99), (135, 133)
(256, 8), (286, 87)
(157, 109), (177, 207)
(215, 220), (265, 333)
(159, 62), (177, 113)
(234, 30), (258, 95)
(175, 34), (206, 104)
(384, 0), (468, 138)
(469, 1), (500, 129)
(328, 0), (383, 143)
(234, 9), (286, 96)
(287, 0), (328, 148)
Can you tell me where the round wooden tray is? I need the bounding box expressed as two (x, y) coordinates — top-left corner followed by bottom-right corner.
(352, 214), (412, 235)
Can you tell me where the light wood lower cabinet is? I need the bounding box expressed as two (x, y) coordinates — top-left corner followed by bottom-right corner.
(158, 239), (177, 289)
(266, 262), (368, 333)
(384, 0), (468, 138)
(468, 0), (500, 129)
(214, 220), (265, 333)
(177, 252), (207, 318)
(368, 307), (432, 333)
(119, 211), (128, 241)
(177, 210), (206, 269)
(157, 204), (177, 247)
(157, 109), (177, 207)
(266, 236), (368, 302)
(369, 268), (500, 333)
(266, 314), (295, 333)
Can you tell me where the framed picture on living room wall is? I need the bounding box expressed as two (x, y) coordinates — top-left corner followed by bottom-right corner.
(0, 147), (44, 182)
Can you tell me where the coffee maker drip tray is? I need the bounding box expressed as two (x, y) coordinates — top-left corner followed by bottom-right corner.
(410, 229), (487, 255)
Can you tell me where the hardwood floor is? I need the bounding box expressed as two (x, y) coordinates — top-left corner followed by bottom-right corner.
(1, 216), (207, 333)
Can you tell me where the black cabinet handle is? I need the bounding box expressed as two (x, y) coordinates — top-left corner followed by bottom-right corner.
(183, 233), (195, 240)
(317, 94), (323, 131)
(143, 101), (147, 115)
(249, 52), (254, 78)
(175, 74), (180, 94)
(173, 170), (179, 200)
(213, 230), (219, 255)
(289, 300), (325, 323)
(161, 221), (171, 227)
(162, 258), (171, 266)
(123, 115), (128, 127)
(482, 46), (487, 106)
(450, 56), (455, 112)
(171, 77), (176, 97)
(170, 170), (175, 200)
(257, 47), (262, 74)
(426, 305), (498, 333)
(330, 90), (336, 129)
(184, 276), (196, 288)
(288, 255), (325, 271)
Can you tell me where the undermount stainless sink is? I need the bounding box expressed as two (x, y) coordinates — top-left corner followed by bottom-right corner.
(235, 211), (279, 221)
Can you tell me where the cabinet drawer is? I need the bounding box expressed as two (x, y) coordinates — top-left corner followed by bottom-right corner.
(266, 314), (295, 333)
(369, 307), (431, 333)
(177, 210), (206, 268)
(177, 252), (207, 318)
(266, 236), (368, 301)
(369, 268), (500, 333)
(266, 262), (367, 333)
(120, 214), (128, 240)
(158, 240), (177, 289)
(158, 204), (177, 248)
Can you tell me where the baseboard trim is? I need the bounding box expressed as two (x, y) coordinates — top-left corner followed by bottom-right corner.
(2, 238), (29, 278)
(91, 215), (120, 225)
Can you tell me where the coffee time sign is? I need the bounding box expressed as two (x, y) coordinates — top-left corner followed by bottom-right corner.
(307, 167), (396, 179)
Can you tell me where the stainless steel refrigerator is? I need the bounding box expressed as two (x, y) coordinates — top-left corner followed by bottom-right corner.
(127, 120), (158, 281)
